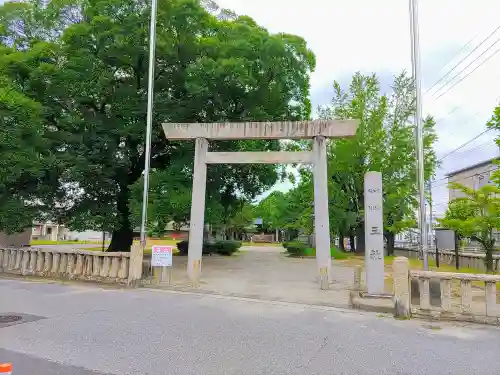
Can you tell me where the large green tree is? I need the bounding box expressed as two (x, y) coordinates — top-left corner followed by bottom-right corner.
(317, 72), (437, 253)
(438, 183), (500, 272)
(0, 0), (315, 250)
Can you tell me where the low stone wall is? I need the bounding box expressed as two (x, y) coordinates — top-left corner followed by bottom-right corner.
(392, 257), (500, 325)
(351, 257), (500, 325)
(408, 269), (500, 325)
(0, 247), (130, 283)
(394, 247), (500, 273)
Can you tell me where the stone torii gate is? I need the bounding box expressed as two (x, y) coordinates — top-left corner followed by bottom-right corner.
(161, 120), (357, 289)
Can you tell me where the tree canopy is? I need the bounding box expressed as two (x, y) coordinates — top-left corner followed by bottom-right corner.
(438, 183), (500, 271)
(262, 72), (437, 252)
(0, 0), (315, 250)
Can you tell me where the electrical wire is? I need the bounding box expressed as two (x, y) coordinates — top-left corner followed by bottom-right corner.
(438, 128), (493, 161)
(435, 43), (500, 100)
(424, 23), (500, 95)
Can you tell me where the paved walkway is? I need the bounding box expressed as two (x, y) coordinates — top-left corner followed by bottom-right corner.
(146, 246), (355, 307)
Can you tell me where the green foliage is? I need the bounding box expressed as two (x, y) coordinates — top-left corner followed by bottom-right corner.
(317, 72), (437, 250)
(282, 242), (348, 259)
(0, 0), (315, 250)
(262, 72), (437, 251)
(176, 240), (189, 255)
(282, 241), (308, 255)
(176, 239), (241, 256)
(438, 183), (500, 271)
(214, 240), (242, 256)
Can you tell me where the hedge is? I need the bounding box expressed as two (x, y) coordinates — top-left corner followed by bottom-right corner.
(282, 242), (348, 259)
(282, 241), (308, 255)
(176, 240), (242, 256)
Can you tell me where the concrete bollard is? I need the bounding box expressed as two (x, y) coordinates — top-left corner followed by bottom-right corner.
(392, 257), (411, 319)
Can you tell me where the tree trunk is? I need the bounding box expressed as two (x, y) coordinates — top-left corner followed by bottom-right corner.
(484, 240), (495, 272)
(485, 247), (494, 272)
(107, 186), (133, 252)
(385, 232), (395, 256)
(349, 234), (356, 252)
(338, 233), (345, 251)
(355, 222), (365, 253)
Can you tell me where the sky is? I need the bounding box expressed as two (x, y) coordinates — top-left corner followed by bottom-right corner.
(215, 0), (500, 215)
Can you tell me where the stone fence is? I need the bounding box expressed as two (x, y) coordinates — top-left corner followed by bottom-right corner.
(0, 247), (130, 283)
(393, 257), (500, 325)
(394, 247), (500, 273)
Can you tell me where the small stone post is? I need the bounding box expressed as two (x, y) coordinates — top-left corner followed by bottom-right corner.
(392, 257), (410, 318)
(128, 243), (143, 287)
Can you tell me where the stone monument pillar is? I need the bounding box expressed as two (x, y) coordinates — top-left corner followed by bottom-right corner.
(364, 171), (384, 294)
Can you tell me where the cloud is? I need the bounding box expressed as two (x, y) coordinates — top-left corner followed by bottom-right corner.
(216, 0), (500, 213)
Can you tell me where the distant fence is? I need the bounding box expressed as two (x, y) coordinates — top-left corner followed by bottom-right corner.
(0, 247), (130, 283)
(394, 246), (500, 273)
(251, 234), (275, 243)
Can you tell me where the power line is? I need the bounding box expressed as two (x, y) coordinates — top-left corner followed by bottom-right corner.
(424, 34), (480, 92)
(438, 128), (492, 161)
(425, 23), (500, 95)
(435, 42), (500, 100)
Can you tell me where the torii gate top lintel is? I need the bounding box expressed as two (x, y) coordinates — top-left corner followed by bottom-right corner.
(162, 119), (357, 140)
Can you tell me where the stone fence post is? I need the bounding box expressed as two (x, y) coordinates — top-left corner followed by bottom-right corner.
(392, 257), (410, 318)
(128, 243), (143, 287)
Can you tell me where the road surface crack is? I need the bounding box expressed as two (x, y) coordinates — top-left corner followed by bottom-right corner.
(296, 336), (330, 370)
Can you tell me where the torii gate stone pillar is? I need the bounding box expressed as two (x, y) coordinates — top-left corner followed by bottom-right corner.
(162, 120), (358, 289)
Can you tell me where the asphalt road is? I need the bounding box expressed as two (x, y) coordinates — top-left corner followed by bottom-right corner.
(1, 278), (499, 375)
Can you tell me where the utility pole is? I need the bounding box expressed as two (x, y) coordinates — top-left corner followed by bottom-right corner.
(139, 0), (159, 249)
(428, 180), (433, 249)
(409, 0), (428, 270)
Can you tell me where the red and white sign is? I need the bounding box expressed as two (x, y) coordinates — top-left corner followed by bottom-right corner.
(151, 245), (174, 267)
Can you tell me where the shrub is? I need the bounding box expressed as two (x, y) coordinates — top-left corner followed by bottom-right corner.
(282, 245), (349, 259)
(283, 241), (308, 256)
(203, 242), (218, 255)
(282, 242), (289, 249)
(215, 240), (242, 256)
(177, 240), (189, 255)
